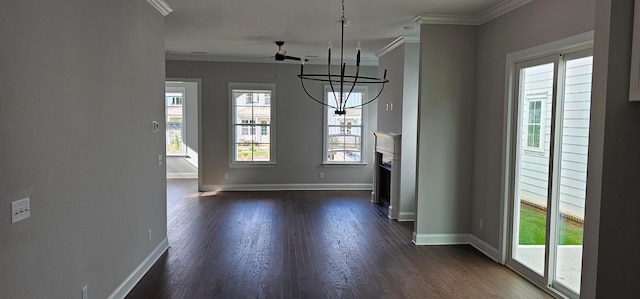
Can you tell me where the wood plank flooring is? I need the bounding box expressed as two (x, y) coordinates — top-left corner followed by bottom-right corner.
(126, 179), (551, 298)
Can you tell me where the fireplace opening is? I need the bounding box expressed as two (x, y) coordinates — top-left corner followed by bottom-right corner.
(377, 152), (392, 207)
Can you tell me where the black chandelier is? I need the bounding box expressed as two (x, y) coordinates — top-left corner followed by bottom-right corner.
(297, 0), (389, 115)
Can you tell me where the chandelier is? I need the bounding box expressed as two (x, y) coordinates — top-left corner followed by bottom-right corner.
(297, 0), (389, 115)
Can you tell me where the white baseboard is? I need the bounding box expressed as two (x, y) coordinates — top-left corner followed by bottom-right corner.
(412, 233), (471, 245)
(107, 238), (169, 299)
(167, 173), (198, 179)
(388, 206), (398, 219)
(468, 235), (501, 263)
(411, 233), (502, 263)
(397, 212), (415, 221)
(201, 183), (373, 191)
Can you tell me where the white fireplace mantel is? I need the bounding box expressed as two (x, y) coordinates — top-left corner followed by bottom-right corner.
(372, 132), (401, 219)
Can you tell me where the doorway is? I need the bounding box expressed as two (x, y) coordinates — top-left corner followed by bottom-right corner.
(165, 80), (200, 181)
(507, 49), (592, 298)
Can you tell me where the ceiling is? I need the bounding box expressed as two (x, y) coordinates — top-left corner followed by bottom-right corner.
(162, 0), (524, 65)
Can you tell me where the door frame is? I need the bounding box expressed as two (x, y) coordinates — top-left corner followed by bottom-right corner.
(166, 78), (202, 189)
(499, 32), (593, 298)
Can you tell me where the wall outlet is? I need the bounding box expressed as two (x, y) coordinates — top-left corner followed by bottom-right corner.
(158, 154), (163, 166)
(148, 230), (152, 242)
(82, 285), (88, 299)
(224, 173), (229, 180)
(479, 218), (484, 230)
(319, 172), (324, 179)
(11, 197), (30, 224)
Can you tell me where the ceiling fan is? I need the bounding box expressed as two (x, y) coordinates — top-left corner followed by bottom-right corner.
(274, 41), (308, 62)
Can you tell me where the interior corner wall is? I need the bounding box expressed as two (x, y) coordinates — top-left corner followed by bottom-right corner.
(471, 0), (596, 250)
(377, 41), (420, 220)
(0, 1), (166, 298)
(165, 61), (378, 189)
(399, 42), (420, 219)
(587, 0), (640, 297)
(414, 25), (477, 242)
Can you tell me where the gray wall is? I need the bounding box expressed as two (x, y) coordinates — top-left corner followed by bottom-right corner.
(585, 0), (640, 297)
(0, 0), (166, 298)
(414, 25), (477, 239)
(377, 44), (405, 133)
(165, 61), (378, 189)
(377, 41), (420, 220)
(400, 42), (420, 219)
(471, 0), (596, 248)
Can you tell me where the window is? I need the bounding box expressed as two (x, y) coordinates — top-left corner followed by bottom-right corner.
(324, 86), (367, 164)
(230, 83), (276, 164)
(166, 88), (186, 156)
(507, 44), (593, 298)
(527, 99), (542, 148)
(524, 92), (547, 151)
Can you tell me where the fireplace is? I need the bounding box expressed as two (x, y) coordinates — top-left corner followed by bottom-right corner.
(372, 132), (401, 219)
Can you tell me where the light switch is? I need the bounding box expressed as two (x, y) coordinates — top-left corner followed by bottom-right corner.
(11, 197), (30, 224)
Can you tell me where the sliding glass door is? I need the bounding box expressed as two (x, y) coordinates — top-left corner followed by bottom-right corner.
(509, 50), (592, 298)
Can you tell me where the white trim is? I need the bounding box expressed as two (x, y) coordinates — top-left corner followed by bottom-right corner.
(468, 235), (501, 263)
(500, 31), (594, 264)
(229, 82), (277, 165)
(411, 234), (501, 263)
(413, 0), (532, 26)
(505, 31), (594, 64)
(107, 238), (169, 299)
(166, 78), (203, 190)
(476, 0), (532, 24)
(376, 36), (420, 58)
(166, 173), (198, 179)
(412, 233), (471, 245)
(413, 14), (479, 26)
(397, 212), (415, 221)
(201, 183), (372, 192)
(146, 0), (172, 16)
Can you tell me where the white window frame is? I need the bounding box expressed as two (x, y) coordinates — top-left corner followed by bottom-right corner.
(323, 85), (368, 165)
(165, 86), (186, 156)
(501, 31), (594, 299)
(524, 92), (547, 152)
(229, 83), (276, 166)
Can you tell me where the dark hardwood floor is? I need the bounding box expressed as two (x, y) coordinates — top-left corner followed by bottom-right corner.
(126, 179), (551, 298)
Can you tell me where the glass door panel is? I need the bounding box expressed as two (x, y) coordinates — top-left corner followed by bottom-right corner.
(513, 61), (555, 275)
(553, 54), (593, 294)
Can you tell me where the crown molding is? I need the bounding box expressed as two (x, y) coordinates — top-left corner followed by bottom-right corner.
(413, 14), (479, 26)
(413, 0), (532, 26)
(376, 36), (420, 58)
(476, 0), (532, 24)
(146, 0), (173, 16)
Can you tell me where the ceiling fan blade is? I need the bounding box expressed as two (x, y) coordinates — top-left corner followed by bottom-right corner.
(284, 55), (308, 62)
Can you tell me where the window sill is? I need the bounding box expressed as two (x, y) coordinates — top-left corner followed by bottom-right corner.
(229, 162), (277, 168)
